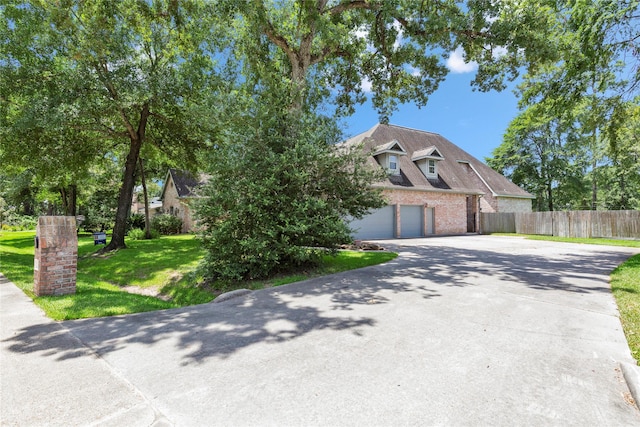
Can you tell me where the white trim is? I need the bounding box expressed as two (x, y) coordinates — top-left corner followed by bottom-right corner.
(412, 146), (444, 161)
(374, 184), (484, 196)
(496, 194), (537, 200)
(373, 139), (408, 157)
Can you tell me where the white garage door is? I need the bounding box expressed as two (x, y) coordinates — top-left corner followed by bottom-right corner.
(400, 205), (423, 238)
(349, 206), (395, 240)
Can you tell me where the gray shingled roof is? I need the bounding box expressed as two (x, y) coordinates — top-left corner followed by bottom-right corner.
(162, 169), (206, 199)
(343, 124), (534, 198)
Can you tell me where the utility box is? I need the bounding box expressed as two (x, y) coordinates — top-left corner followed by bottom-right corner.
(33, 216), (78, 296)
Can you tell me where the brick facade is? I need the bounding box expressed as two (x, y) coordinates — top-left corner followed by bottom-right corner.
(33, 216), (77, 296)
(383, 188), (470, 235)
(161, 177), (195, 233)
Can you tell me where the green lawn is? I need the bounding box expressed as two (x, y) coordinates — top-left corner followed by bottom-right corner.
(611, 255), (640, 362)
(0, 231), (397, 320)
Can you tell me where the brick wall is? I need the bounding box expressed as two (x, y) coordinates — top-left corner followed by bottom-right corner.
(383, 189), (468, 235)
(161, 178), (192, 233)
(459, 162), (499, 213)
(33, 216), (77, 296)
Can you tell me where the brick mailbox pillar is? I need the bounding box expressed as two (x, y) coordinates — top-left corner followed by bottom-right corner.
(33, 216), (78, 296)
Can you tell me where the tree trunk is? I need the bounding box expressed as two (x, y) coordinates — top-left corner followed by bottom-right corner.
(60, 185), (77, 216)
(68, 184), (77, 217)
(103, 138), (142, 251)
(139, 157), (152, 239)
(59, 187), (69, 216)
(103, 104), (150, 252)
(591, 158), (597, 210)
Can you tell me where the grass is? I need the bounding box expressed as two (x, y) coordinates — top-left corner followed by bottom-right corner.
(490, 233), (640, 248)
(494, 233), (640, 363)
(611, 255), (640, 362)
(0, 230), (397, 320)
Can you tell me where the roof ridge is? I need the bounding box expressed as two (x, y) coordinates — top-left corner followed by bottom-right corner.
(384, 123), (443, 138)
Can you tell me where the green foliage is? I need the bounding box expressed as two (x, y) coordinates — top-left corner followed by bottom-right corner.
(0, 214), (37, 231)
(151, 214), (182, 235)
(228, 1), (555, 119)
(196, 103), (386, 282)
(127, 227), (160, 240)
(1, 0), (221, 250)
(128, 213), (146, 231)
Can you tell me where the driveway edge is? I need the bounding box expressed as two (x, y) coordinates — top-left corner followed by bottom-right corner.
(621, 362), (640, 410)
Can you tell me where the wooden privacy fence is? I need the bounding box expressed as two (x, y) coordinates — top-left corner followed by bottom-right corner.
(481, 210), (640, 239)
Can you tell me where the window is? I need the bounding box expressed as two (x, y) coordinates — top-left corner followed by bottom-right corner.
(428, 159), (436, 175)
(389, 155), (399, 175)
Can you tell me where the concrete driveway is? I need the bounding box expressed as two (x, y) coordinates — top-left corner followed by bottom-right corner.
(2, 235), (640, 426)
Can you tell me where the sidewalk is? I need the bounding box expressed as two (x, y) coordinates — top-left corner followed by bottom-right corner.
(0, 274), (167, 426)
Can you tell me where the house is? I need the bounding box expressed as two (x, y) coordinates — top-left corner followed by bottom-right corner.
(131, 196), (162, 217)
(159, 168), (207, 233)
(344, 123), (534, 239)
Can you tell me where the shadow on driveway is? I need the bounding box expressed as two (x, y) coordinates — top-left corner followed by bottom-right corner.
(3, 236), (636, 365)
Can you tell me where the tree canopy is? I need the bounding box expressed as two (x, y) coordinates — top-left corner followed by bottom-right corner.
(1, 0), (219, 248)
(228, 0), (557, 117)
(487, 0), (640, 211)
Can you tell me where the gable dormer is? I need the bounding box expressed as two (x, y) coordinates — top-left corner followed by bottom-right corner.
(373, 139), (407, 176)
(412, 146), (444, 179)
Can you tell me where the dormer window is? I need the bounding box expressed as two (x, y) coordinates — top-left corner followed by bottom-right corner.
(373, 139), (407, 176)
(412, 146), (444, 179)
(427, 159), (436, 175)
(389, 155), (399, 175)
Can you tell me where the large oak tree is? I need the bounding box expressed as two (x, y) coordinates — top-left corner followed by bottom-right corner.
(1, 0), (218, 250)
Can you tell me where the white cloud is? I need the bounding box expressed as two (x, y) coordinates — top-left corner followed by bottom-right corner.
(361, 77), (373, 93)
(446, 47), (478, 74)
(491, 45), (508, 59)
(353, 25), (368, 39)
(392, 20), (403, 50)
(410, 66), (421, 76)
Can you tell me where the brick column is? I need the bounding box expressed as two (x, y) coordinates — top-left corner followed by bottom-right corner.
(33, 216), (77, 296)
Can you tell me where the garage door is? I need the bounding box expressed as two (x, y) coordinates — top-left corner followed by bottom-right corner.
(400, 205), (423, 238)
(349, 206), (395, 240)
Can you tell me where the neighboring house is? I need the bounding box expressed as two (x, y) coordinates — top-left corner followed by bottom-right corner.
(159, 168), (207, 233)
(131, 196), (162, 217)
(344, 123), (534, 239)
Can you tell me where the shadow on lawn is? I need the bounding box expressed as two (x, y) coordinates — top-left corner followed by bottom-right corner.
(3, 236), (636, 365)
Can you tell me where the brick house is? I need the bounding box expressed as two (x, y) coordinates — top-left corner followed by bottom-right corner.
(344, 124), (534, 239)
(159, 168), (207, 233)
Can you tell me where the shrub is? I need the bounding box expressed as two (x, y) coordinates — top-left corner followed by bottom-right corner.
(127, 228), (160, 240)
(151, 214), (182, 235)
(2, 214), (37, 231)
(127, 213), (146, 231)
(195, 106), (385, 282)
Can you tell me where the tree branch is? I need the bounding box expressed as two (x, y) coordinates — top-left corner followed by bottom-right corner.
(326, 0), (374, 15)
(94, 60), (138, 140)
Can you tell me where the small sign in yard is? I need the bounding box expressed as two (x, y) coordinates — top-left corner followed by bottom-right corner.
(93, 232), (107, 245)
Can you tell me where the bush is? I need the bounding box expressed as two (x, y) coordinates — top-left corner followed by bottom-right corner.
(127, 228), (160, 240)
(151, 214), (182, 235)
(195, 106), (385, 282)
(127, 213), (146, 231)
(2, 214), (37, 231)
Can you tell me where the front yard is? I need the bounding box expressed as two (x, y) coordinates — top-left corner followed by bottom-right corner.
(0, 231), (397, 320)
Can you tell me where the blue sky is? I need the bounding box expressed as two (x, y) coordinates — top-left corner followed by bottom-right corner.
(343, 50), (522, 163)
